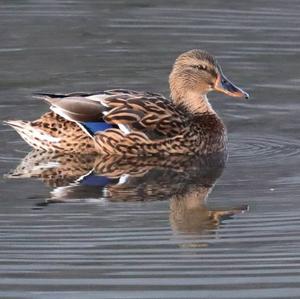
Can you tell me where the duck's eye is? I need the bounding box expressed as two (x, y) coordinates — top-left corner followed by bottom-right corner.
(192, 65), (208, 71)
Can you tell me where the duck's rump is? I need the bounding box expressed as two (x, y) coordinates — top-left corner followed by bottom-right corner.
(6, 112), (96, 153)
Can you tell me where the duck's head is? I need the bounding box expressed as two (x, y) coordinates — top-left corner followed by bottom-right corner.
(169, 49), (249, 108)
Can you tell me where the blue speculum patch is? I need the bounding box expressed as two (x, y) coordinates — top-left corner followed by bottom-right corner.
(80, 174), (113, 187)
(81, 122), (112, 134)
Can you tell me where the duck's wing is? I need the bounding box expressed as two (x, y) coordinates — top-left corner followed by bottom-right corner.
(33, 89), (149, 122)
(101, 94), (188, 138)
(36, 89), (188, 139)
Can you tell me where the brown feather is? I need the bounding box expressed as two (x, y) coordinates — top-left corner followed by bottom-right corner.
(23, 112), (95, 153)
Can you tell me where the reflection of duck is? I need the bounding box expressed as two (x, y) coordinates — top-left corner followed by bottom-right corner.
(7, 150), (247, 234)
(5, 50), (248, 156)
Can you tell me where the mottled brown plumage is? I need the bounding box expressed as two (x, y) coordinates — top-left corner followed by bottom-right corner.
(5, 49), (248, 156)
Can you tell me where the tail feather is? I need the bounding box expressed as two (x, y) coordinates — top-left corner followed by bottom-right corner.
(4, 112), (96, 153)
(4, 120), (27, 129)
(4, 119), (61, 151)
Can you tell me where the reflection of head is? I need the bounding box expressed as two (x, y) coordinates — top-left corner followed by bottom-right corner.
(170, 186), (246, 235)
(170, 187), (216, 234)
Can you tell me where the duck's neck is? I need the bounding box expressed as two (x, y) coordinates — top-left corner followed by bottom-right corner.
(172, 91), (216, 115)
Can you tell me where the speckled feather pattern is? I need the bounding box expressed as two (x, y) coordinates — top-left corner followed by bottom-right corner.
(94, 112), (226, 156)
(8, 112), (95, 154)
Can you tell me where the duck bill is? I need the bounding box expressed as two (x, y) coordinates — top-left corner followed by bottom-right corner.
(214, 70), (249, 99)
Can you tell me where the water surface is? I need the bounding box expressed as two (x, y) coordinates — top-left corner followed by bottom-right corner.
(1, 0), (300, 298)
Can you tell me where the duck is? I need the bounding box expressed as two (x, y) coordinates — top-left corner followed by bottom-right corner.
(5, 49), (249, 156)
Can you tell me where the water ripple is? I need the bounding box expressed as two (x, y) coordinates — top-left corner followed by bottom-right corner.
(229, 135), (300, 164)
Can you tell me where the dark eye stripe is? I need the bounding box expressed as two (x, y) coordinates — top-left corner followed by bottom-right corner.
(191, 64), (207, 71)
(191, 65), (217, 77)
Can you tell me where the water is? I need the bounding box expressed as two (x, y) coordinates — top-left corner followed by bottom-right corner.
(1, 0), (300, 298)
